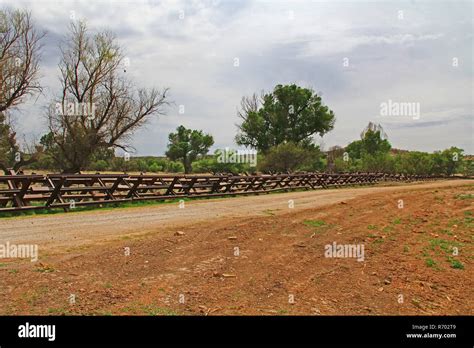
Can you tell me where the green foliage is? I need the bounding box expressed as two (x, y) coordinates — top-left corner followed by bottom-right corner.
(337, 129), (393, 172)
(360, 152), (395, 173)
(258, 142), (323, 173)
(360, 129), (391, 155)
(462, 157), (474, 176)
(192, 153), (253, 174)
(345, 140), (363, 159)
(396, 151), (433, 175)
(0, 113), (19, 172)
(166, 161), (184, 173)
(90, 160), (108, 171)
(448, 257), (464, 270)
(165, 125), (214, 173)
(0, 113), (40, 173)
(333, 128), (465, 175)
(304, 220), (326, 227)
(236, 84), (335, 152)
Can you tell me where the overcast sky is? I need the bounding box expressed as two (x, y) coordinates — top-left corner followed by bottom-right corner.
(3, 0), (473, 155)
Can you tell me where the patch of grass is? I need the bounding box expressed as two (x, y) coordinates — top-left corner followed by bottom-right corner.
(382, 226), (394, 233)
(403, 245), (409, 253)
(425, 258), (438, 269)
(447, 219), (461, 227)
(367, 224), (377, 230)
(392, 218), (402, 225)
(464, 215), (474, 227)
(439, 228), (453, 236)
(122, 304), (177, 316)
(429, 239), (454, 253)
(8, 269), (18, 274)
(303, 220), (326, 228)
(455, 193), (474, 200)
(447, 257), (464, 270)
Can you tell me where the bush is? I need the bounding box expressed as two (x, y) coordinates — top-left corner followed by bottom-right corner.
(90, 160), (109, 172)
(258, 142), (321, 173)
(166, 161), (184, 173)
(148, 163), (162, 172)
(193, 153), (254, 174)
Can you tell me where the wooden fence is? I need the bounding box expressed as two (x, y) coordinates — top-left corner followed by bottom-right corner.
(0, 172), (447, 213)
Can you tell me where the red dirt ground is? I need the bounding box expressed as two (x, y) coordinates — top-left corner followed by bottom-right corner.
(0, 181), (472, 315)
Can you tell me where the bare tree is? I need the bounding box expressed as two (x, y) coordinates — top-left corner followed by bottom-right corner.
(0, 8), (44, 173)
(0, 8), (43, 112)
(45, 21), (169, 173)
(237, 92), (261, 121)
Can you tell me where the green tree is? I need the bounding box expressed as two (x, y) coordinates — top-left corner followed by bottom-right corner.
(236, 84), (335, 152)
(345, 139), (363, 159)
(165, 125), (214, 173)
(258, 142), (320, 173)
(339, 127), (391, 172)
(360, 129), (391, 156)
(361, 152), (395, 173)
(397, 151), (433, 175)
(440, 147), (464, 175)
(0, 113), (42, 173)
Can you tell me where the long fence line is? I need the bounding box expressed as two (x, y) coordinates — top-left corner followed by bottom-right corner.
(0, 172), (451, 213)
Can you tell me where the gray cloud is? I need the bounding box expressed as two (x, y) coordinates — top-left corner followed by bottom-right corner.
(3, 0), (473, 155)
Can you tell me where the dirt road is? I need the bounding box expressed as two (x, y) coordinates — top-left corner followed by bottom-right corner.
(0, 180), (471, 250)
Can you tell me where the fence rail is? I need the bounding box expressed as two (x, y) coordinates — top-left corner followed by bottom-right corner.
(0, 172), (450, 213)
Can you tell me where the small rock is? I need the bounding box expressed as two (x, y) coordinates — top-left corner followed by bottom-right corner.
(222, 273), (236, 278)
(175, 231), (185, 236)
(384, 279), (391, 285)
(228, 236), (237, 240)
(378, 287), (384, 292)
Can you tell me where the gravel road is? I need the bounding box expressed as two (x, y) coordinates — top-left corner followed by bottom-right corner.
(0, 180), (471, 250)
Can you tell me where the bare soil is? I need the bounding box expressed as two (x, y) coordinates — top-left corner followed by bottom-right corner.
(0, 180), (472, 315)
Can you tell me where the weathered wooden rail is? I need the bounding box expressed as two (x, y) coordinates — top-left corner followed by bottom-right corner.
(0, 172), (446, 213)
